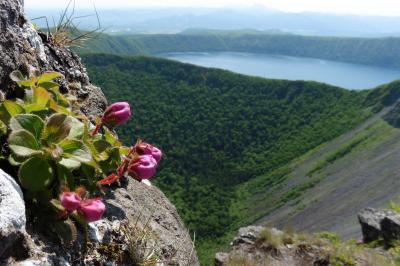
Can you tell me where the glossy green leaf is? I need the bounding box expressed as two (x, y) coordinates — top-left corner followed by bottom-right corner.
(3, 100), (24, 117)
(8, 129), (42, 157)
(18, 157), (53, 191)
(42, 114), (72, 143)
(37, 72), (64, 84)
(10, 114), (44, 140)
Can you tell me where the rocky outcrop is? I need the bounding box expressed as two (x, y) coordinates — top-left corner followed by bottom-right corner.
(0, 169), (27, 260)
(0, 0), (198, 264)
(0, 0), (107, 118)
(358, 207), (400, 244)
(216, 210), (399, 266)
(102, 178), (199, 265)
(215, 226), (329, 266)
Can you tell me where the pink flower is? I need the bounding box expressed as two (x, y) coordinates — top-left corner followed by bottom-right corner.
(102, 102), (131, 128)
(128, 155), (157, 180)
(136, 143), (162, 162)
(60, 192), (81, 212)
(78, 198), (105, 222)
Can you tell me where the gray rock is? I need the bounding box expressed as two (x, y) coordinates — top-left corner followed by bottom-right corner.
(358, 207), (400, 244)
(215, 252), (229, 266)
(381, 214), (400, 243)
(105, 177), (200, 266)
(0, 169), (26, 259)
(357, 207), (394, 242)
(232, 225), (265, 245)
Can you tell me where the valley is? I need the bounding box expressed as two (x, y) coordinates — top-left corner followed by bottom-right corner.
(81, 54), (400, 264)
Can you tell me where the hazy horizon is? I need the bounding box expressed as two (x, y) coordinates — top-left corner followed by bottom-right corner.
(25, 0), (400, 17)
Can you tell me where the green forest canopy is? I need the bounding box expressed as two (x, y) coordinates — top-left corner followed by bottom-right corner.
(82, 54), (396, 263)
(78, 32), (400, 68)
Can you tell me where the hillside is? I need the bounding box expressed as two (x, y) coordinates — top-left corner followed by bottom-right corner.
(236, 102), (400, 235)
(79, 54), (400, 263)
(78, 32), (400, 68)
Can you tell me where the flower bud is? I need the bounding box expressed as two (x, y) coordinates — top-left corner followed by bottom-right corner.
(60, 192), (81, 212)
(102, 102), (131, 128)
(136, 143), (162, 162)
(78, 198), (105, 223)
(128, 155), (157, 180)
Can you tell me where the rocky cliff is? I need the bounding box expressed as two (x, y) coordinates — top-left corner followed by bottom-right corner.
(0, 0), (199, 264)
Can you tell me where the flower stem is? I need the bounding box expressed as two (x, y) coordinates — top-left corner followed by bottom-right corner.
(90, 123), (102, 137)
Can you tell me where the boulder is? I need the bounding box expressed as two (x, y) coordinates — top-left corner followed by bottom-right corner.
(358, 207), (400, 244)
(0, 169), (27, 260)
(381, 214), (400, 243)
(232, 225), (265, 245)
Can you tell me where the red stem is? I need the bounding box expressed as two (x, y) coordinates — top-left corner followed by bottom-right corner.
(90, 123), (102, 137)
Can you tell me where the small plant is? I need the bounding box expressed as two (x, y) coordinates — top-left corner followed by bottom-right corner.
(256, 228), (283, 249)
(120, 215), (160, 266)
(32, 0), (102, 48)
(3, 69), (162, 245)
(317, 231), (341, 245)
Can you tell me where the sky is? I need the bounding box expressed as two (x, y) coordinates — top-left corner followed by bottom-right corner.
(24, 0), (400, 17)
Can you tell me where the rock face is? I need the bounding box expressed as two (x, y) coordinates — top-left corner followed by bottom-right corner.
(0, 169), (27, 260)
(0, 0), (107, 118)
(0, 0), (198, 264)
(102, 178), (199, 265)
(358, 207), (400, 244)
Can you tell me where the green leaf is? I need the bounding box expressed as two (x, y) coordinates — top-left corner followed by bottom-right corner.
(9, 70), (25, 82)
(59, 158), (81, 170)
(48, 87), (70, 107)
(8, 129), (42, 157)
(60, 140), (92, 162)
(10, 114), (44, 140)
(3, 100), (24, 117)
(38, 81), (59, 89)
(8, 154), (26, 166)
(18, 157), (54, 191)
(0, 120), (7, 136)
(42, 114), (72, 144)
(68, 117), (84, 140)
(23, 103), (48, 113)
(56, 164), (74, 188)
(17, 79), (35, 87)
(37, 72), (64, 84)
(104, 127), (121, 146)
(93, 139), (111, 153)
(32, 87), (51, 107)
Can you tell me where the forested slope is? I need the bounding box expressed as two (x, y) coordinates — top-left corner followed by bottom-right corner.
(79, 32), (400, 68)
(79, 54), (396, 263)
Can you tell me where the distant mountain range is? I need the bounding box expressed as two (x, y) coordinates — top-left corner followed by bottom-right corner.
(26, 6), (400, 37)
